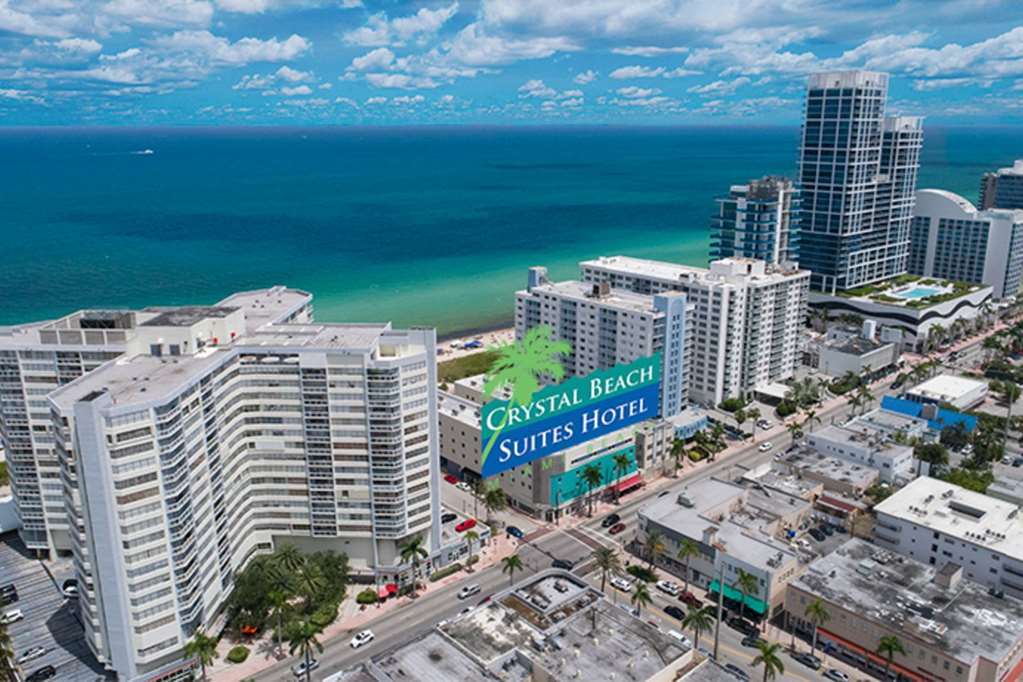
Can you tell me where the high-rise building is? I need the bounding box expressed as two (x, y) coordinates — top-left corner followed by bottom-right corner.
(798, 71), (923, 293)
(711, 176), (800, 264)
(911, 189), (1023, 299)
(980, 160), (1023, 210)
(579, 256), (809, 406)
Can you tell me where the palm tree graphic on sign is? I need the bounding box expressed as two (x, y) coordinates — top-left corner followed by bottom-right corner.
(480, 325), (571, 469)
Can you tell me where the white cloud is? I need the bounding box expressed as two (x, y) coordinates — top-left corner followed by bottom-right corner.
(391, 94), (425, 104)
(350, 47), (395, 72)
(663, 67), (700, 78)
(609, 65), (664, 79)
(365, 96), (387, 104)
(518, 78), (555, 98)
(612, 46), (688, 57)
(101, 0), (214, 29)
(688, 76), (750, 95)
(0, 87), (44, 104)
(280, 84), (312, 95)
(275, 65), (311, 81)
(0, 0), (74, 37)
(335, 96), (359, 107)
(148, 30), (310, 65)
(344, 3), (458, 47)
(445, 22), (578, 66)
(609, 95), (679, 108)
(616, 86), (661, 98)
(56, 38), (102, 54)
(1014, 80), (1023, 91)
(911, 77), (992, 91)
(365, 72), (439, 89)
(573, 69), (596, 85)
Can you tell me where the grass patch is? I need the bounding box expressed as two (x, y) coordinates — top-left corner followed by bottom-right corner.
(438, 350), (499, 383)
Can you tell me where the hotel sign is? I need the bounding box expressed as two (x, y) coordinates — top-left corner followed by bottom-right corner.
(480, 354), (661, 478)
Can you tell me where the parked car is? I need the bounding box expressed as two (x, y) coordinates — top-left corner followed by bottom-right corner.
(723, 663), (750, 680)
(551, 559), (574, 570)
(663, 605), (686, 620)
(808, 528), (827, 542)
(0, 583), (15, 595)
(758, 442), (773, 453)
(820, 524), (835, 537)
(455, 481), (472, 493)
(0, 591), (15, 606)
(443, 474), (459, 484)
(63, 584), (79, 598)
(679, 591), (703, 609)
(454, 519), (476, 533)
(666, 630), (691, 647)
(756, 419), (772, 429)
(458, 584), (481, 600)
(890, 377), (904, 390)
(25, 666), (57, 682)
(656, 580), (680, 597)
(292, 659), (320, 677)
(741, 635), (766, 648)
(726, 617), (757, 636)
(1, 609), (23, 625)
(506, 526), (524, 539)
(610, 576), (633, 592)
(350, 630), (375, 649)
(823, 670), (850, 681)
(17, 647), (47, 665)
(601, 513), (621, 528)
(791, 652), (822, 670)
(441, 512), (457, 524)
(609, 522), (627, 535)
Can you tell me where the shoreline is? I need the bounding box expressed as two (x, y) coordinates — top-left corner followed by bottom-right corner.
(437, 319), (514, 342)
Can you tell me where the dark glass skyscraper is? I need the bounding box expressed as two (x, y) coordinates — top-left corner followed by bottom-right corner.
(798, 71), (923, 293)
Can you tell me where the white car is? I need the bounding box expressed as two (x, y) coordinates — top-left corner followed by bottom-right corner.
(758, 442), (773, 453)
(63, 584), (79, 598)
(455, 481), (472, 493)
(458, 584), (481, 600)
(655, 580), (680, 597)
(1, 609), (23, 625)
(757, 419), (772, 429)
(350, 630), (374, 649)
(292, 658), (320, 677)
(667, 630), (692, 647)
(610, 576), (633, 592)
(17, 646), (46, 665)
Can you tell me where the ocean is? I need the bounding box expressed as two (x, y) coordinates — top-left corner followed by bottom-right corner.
(1, 125), (1019, 335)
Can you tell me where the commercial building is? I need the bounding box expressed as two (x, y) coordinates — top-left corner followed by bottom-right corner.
(637, 477), (811, 621)
(337, 569), (696, 682)
(711, 176), (800, 264)
(578, 256), (809, 406)
(36, 290), (442, 682)
(980, 159), (1023, 210)
(806, 408), (929, 483)
(873, 477), (1023, 600)
(516, 267), (689, 418)
(906, 374), (989, 410)
(798, 71), (923, 294)
(786, 539), (1023, 682)
(813, 322), (899, 379)
(910, 189), (1023, 299)
(777, 449), (880, 498)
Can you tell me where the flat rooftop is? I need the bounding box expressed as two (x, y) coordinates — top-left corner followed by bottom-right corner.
(580, 255), (807, 285)
(523, 279), (665, 315)
(909, 374), (988, 400)
(874, 476), (1023, 562)
(811, 422), (913, 461)
(437, 391), (481, 427)
(217, 285), (312, 331)
(140, 306), (237, 327)
(793, 539), (1023, 664)
(824, 334), (893, 356)
(783, 448), (880, 489)
(367, 630), (492, 682)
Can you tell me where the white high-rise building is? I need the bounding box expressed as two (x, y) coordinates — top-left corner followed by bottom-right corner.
(980, 159), (1023, 210)
(578, 257), (810, 406)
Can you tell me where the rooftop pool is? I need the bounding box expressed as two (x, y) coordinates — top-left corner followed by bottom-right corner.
(894, 285), (946, 300)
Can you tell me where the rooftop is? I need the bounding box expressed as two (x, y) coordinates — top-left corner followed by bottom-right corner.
(908, 374), (988, 401)
(874, 476), (1023, 562)
(522, 278), (666, 315)
(580, 255), (807, 287)
(810, 422), (913, 461)
(782, 449), (880, 490)
(822, 333), (893, 356)
(140, 306), (237, 327)
(792, 538), (1023, 664)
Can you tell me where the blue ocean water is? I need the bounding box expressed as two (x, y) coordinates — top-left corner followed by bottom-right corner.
(0, 126), (1019, 334)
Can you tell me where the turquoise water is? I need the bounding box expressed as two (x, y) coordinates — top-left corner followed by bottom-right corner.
(0, 126), (1019, 335)
(896, 286), (946, 300)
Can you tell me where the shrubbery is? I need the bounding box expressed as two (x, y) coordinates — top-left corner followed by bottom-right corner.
(356, 589), (379, 605)
(465, 555), (480, 567)
(429, 563), (463, 582)
(776, 401), (796, 418)
(626, 565), (657, 583)
(719, 397), (747, 413)
(227, 646), (250, 664)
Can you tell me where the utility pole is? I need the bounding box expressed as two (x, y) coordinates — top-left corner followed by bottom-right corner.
(712, 563), (726, 660)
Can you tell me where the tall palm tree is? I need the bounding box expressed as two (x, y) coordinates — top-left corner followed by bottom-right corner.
(288, 620), (323, 682)
(0, 622), (15, 682)
(682, 606), (714, 650)
(267, 589), (292, 656)
(855, 383), (875, 414)
(470, 479), (487, 519)
(786, 421), (804, 443)
(481, 325), (571, 466)
(184, 629), (219, 681)
(746, 407), (762, 442)
(804, 597), (830, 658)
(399, 535), (429, 596)
(591, 546), (621, 593)
(846, 390), (865, 416)
(670, 439), (687, 475)
(676, 539), (700, 592)
(631, 581), (652, 617)
(464, 529), (480, 569)
(992, 379), (1021, 447)
(877, 635), (906, 677)
(733, 407), (748, 439)
(482, 485), (507, 523)
(801, 407), (821, 435)
(710, 422), (727, 455)
(581, 464), (604, 516)
(275, 543), (305, 573)
(752, 641), (785, 682)
(501, 554), (524, 585)
(611, 451), (632, 503)
(643, 530), (665, 570)
(733, 568), (758, 622)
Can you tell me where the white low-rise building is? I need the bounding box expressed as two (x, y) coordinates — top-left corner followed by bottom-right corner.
(807, 408), (929, 483)
(906, 374), (989, 410)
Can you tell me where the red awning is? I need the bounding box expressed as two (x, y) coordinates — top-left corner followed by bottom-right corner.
(613, 473), (644, 493)
(818, 496), (856, 513)
(377, 587), (389, 599)
(385, 583), (399, 595)
(819, 628), (928, 682)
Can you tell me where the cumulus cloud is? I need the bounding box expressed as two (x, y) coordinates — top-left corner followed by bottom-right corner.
(56, 38), (103, 54)
(609, 65), (664, 79)
(612, 46), (688, 57)
(573, 69), (596, 84)
(350, 47), (395, 72)
(688, 76), (750, 95)
(616, 86), (661, 98)
(344, 3), (458, 47)
(101, 0), (214, 29)
(0, 87), (44, 104)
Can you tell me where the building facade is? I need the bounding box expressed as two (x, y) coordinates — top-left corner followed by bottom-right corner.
(798, 71), (923, 293)
(980, 159), (1023, 210)
(910, 189), (1023, 299)
(711, 176), (800, 264)
(578, 256), (809, 406)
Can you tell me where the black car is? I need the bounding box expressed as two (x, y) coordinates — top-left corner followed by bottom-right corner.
(551, 559), (574, 570)
(26, 666), (57, 682)
(663, 605), (685, 620)
(601, 513), (621, 528)
(819, 524), (835, 537)
(890, 378), (904, 390)
(791, 652), (822, 670)
(506, 526), (524, 539)
(741, 635), (766, 648)
(723, 663), (750, 680)
(808, 528), (826, 542)
(726, 617), (758, 637)
(0, 583), (15, 595)
(441, 513), (457, 524)
(0, 590), (17, 606)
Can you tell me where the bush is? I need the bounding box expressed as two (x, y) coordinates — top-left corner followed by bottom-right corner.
(310, 602), (339, 629)
(626, 565), (657, 583)
(776, 401), (796, 418)
(429, 563), (463, 582)
(356, 589), (379, 605)
(688, 449), (708, 462)
(719, 397), (747, 413)
(227, 646), (250, 664)
(465, 554), (479, 567)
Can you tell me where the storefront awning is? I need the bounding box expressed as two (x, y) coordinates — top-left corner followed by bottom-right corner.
(707, 580), (767, 615)
(818, 628), (927, 682)
(613, 473), (644, 494)
(377, 587), (389, 599)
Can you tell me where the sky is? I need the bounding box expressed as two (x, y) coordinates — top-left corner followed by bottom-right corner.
(1, 0), (1022, 125)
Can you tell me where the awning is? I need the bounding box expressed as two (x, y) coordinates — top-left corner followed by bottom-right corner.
(385, 583), (399, 595)
(818, 628), (927, 682)
(707, 580), (768, 615)
(377, 587), (389, 599)
(818, 496), (857, 513)
(613, 473), (644, 493)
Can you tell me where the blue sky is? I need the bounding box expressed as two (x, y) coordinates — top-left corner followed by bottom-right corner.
(1, 0), (1022, 125)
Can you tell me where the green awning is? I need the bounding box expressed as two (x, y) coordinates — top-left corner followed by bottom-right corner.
(707, 580), (767, 615)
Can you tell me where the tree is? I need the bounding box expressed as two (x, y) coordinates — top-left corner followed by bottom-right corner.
(501, 554), (524, 586)
(877, 635), (906, 677)
(642, 530), (665, 570)
(804, 598), (830, 658)
(287, 620), (323, 682)
(746, 407), (762, 442)
(591, 546), (621, 593)
(733, 408), (748, 439)
(0, 622), (15, 682)
(846, 390), (865, 416)
(733, 568), (759, 622)
(682, 606), (714, 649)
(940, 422), (971, 451)
(752, 641), (785, 682)
(801, 408), (821, 435)
(482, 485), (507, 523)
(274, 543), (305, 574)
(914, 442), (949, 477)
(581, 464), (604, 516)
(676, 539), (700, 593)
(267, 589), (292, 656)
(184, 629), (219, 681)
(855, 383), (875, 415)
(400, 535), (429, 596)
(611, 451), (632, 503)
(670, 439), (687, 475)
(464, 530), (480, 570)
(296, 562), (325, 613)
(991, 379), (1022, 447)
(786, 421), (804, 443)
(631, 581), (652, 617)
(481, 325), (571, 466)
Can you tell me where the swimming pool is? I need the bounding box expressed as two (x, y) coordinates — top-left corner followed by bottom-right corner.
(894, 286), (945, 300)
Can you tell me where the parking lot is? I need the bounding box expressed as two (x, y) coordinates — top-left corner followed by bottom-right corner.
(0, 533), (111, 682)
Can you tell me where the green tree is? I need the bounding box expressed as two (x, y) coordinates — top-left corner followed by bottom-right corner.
(287, 620), (323, 682)
(184, 629), (219, 682)
(670, 439), (687, 475)
(464, 529), (480, 570)
(581, 464), (604, 516)
(274, 543), (305, 574)
(746, 407), (762, 442)
(914, 442), (949, 477)
(676, 539), (700, 593)
(481, 325), (571, 466)
(733, 568), (759, 622)
(482, 484), (507, 523)
(501, 554), (524, 586)
(0, 622), (15, 682)
(786, 421), (804, 443)
(400, 535), (429, 596)
(991, 379), (1022, 446)
(267, 589), (292, 656)
(630, 581), (652, 617)
(733, 407), (748, 439)
(611, 451), (632, 503)
(643, 530), (665, 570)
(591, 546), (621, 593)
(940, 422), (971, 451)
(877, 635), (907, 677)
(752, 641), (785, 682)
(682, 606), (714, 650)
(801, 407), (821, 435)
(855, 383), (875, 414)
(804, 597), (830, 658)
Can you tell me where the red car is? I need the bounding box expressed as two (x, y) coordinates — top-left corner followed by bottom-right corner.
(608, 522), (626, 535)
(679, 591), (703, 609)
(455, 519), (477, 533)
(444, 474), (458, 484)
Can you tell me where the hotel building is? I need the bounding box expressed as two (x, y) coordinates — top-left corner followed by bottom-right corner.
(578, 256), (809, 406)
(910, 189), (1023, 300)
(980, 159), (1023, 210)
(711, 176), (800, 264)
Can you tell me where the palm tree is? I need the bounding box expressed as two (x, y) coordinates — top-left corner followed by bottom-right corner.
(992, 379), (1021, 446)
(0, 622), (15, 682)
(464, 529), (480, 570)
(642, 530), (665, 570)
(877, 635), (906, 677)
(676, 539), (700, 592)
(855, 383), (875, 414)
(846, 390), (865, 416)
(733, 568), (758, 622)
(591, 547), (621, 593)
(399, 535), (429, 596)
(682, 606), (714, 650)
(670, 439), (687, 475)
(752, 641), (785, 682)
(275, 543), (305, 573)
(786, 421), (804, 443)
(631, 581), (652, 617)
(801, 407), (821, 435)
(804, 597), (830, 658)
(581, 464), (604, 516)
(611, 451), (632, 503)
(267, 589), (292, 656)
(482, 485), (507, 523)
(746, 407), (762, 442)
(184, 629), (219, 681)
(470, 479), (487, 519)
(501, 554), (524, 585)
(481, 325), (571, 466)
(288, 620), (323, 682)
(733, 407), (748, 438)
